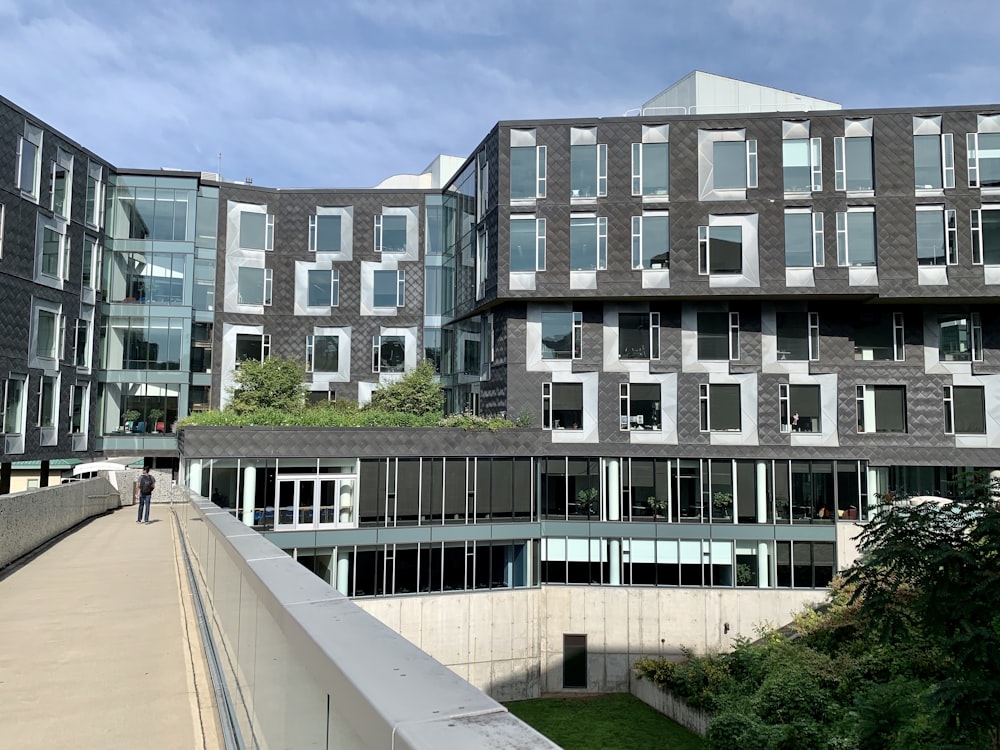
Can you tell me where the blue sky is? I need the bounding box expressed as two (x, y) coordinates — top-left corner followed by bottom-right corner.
(2, 0), (997, 188)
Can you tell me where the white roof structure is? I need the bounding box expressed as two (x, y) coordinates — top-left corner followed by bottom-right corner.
(638, 70), (841, 116)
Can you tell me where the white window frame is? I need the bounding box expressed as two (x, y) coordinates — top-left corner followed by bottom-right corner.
(893, 312), (906, 362)
(784, 209), (825, 268)
(371, 334), (407, 374)
(836, 207), (877, 267)
(85, 161), (104, 229)
(69, 382), (89, 437)
(943, 385), (986, 435)
(569, 214), (607, 271)
(698, 383), (742, 432)
(36, 374), (59, 430)
(305, 334), (341, 374)
(237, 266), (273, 306)
(73, 318), (92, 371)
(510, 216), (546, 272)
(541, 311), (583, 361)
(970, 206), (1000, 265)
(31, 303), (63, 368)
(619, 381), (662, 432)
(37, 220), (69, 283)
(1, 375), (27, 436)
(570, 142), (608, 200)
(834, 133), (875, 193)
(967, 131), (1000, 189)
(782, 137), (823, 193)
(476, 229), (488, 299)
(234, 333), (271, 367)
(916, 205), (958, 266)
(631, 140), (670, 199)
(509, 134), (547, 203)
(372, 269), (405, 309)
(914, 133), (955, 191)
(16, 122), (43, 201)
(49, 148), (74, 219)
(307, 268), (340, 308)
(856, 384), (907, 434)
(631, 212), (670, 270)
(81, 236), (101, 292)
(476, 149), (490, 220)
(239, 210), (274, 251)
(374, 214), (408, 253)
(309, 214), (339, 253)
(698, 225), (743, 275)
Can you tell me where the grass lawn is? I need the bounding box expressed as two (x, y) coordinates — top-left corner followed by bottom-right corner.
(505, 693), (705, 750)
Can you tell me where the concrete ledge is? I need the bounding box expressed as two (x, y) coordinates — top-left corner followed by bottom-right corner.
(0, 477), (118, 569)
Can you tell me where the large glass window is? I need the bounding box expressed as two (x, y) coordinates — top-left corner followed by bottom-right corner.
(836, 209), (876, 267)
(776, 312), (819, 361)
(569, 216), (607, 271)
(543, 383), (583, 430)
(510, 143), (546, 201)
(780, 384), (821, 433)
(835, 136), (874, 192)
(40, 226), (63, 278)
(309, 214), (341, 252)
(854, 311), (905, 361)
(38, 375), (57, 429)
(968, 132), (1000, 189)
(35, 310), (59, 359)
(235, 333), (270, 364)
(632, 142), (669, 197)
(856, 385), (907, 433)
(101, 317), (185, 370)
(698, 312), (739, 361)
(307, 269), (339, 307)
(944, 385), (986, 435)
(373, 270), (404, 308)
(698, 225), (742, 274)
(541, 312), (582, 360)
(70, 384), (87, 435)
(619, 312), (659, 360)
(570, 144), (607, 199)
(971, 208), (1000, 265)
(620, 383), (661, 431)
(17, 122), (43, 200)
(86, 162), (103, 227)
(510, 217), (545, 272)
(916, 207), (957, 266)
(240, 211), (273, 250)
(939, 314), (982, 362)
(50, 149), (73, 219)
(74, 319), (91, 369)
(103, 382), (180, 435)
(782, 138), (821, 193)
(784, 210), (823, 268)
(113, 185), (195, 241)
(713, 140), (755, 190)
(372, 335), (405, 373)
(106, 251), (187, 303)
(914, 134), (954, 190)
(2, 378), (25, 435)
(699, 384), (741, 432)
(631, 214), (669, 269)
(237, 267), (272, 306)
(375, 214), (407, 253)
(306, 335), (339, 373)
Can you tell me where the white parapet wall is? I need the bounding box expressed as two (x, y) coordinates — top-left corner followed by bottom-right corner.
(0, 477), (119, 569)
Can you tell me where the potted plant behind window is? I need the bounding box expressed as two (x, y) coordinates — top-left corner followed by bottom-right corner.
(646, 495), (668, 519)
(713, 491), (733, 521)
(149, 408), (165, 432)
(123, 409), (140, 433)
(577, 487), (598, 517)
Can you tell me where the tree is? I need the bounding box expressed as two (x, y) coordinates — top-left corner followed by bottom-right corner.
(846, 473), (1000, 750)
(227, 357), (307, 414)
(368, 360), (442, 416)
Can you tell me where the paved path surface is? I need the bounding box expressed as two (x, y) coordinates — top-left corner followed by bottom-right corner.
(0, 506), (221, 749)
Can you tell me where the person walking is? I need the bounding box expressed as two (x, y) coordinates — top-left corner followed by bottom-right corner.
(137, 467), (155, 524)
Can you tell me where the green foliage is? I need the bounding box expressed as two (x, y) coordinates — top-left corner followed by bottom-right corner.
(706, 711), (776, 750)
(515, 410), (534, 427)
(437, 413), (519, 431)
(227, 357), (307, 414)
(368, 360), (442, 415)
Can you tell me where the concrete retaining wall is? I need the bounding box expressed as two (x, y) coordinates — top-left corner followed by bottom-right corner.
(630, 677), (710, 736)
(113, 469), (188, 506)
(0, 477), (119, 569)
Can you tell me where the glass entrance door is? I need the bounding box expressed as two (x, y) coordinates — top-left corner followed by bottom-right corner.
(276, 475), (357, 530)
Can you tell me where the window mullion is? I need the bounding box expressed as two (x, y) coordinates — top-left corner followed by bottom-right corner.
(942, 133), (955, 189)
(967, 133), (979, 188)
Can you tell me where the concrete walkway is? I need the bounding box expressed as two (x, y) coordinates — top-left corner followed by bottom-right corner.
(0, 506), (222, 749)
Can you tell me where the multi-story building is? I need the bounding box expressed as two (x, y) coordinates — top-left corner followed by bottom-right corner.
(5, 72), (1000, 696)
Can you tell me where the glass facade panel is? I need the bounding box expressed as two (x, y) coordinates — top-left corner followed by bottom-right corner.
(913, 135), (942, 189)
(510, 147), (536, 200)
(978, 132), (1000, 188)
(783, 139), (810, 192)
(846, 212), (876, 266)
(639, 142), (669, 196)
(570, 145), (598, 198)
(510, 219), (539, 272)
(713, 141), (746, 189)
(314, 215), (341, 252)
(916, 210), (946, 265)
(784, 212), (813, 267)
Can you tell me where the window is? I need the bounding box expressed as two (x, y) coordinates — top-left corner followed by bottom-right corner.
(698, 225), (742, 274)
(306, 335), (340, 373)
(712, 139), (757, 190)
(373, 270), (404, 308)
(970, 207), (1000, 265)
(916, 206), (957, 265)
(372, 335), (405, 373)
(510, 217), (546, 272)
(784, 210), (824, 267)
(374, 214), (407, 253)
(73, 319), (91, 369)
(425, 198), (444, 256)
(107, 251), (187, 303)
(85, 162), (103, 228)
(620, 383), (661, 431)
(632, 141), (669, 198)
(856, 385), (907, 433)
(836, 208), (876, 267)
(307, 269), (340, 307)
(309, 214), (341, 252)
(476, 150), (490, 219)
(854, 311), (905, 361)
(50, 149), (73, 219)
(570, 141), (607, 199)
(631, 214), (670, 269)
(39, 224), (67, 279)
(81, 237), (100, 291)
(967, 131), (1000, 189)
(1, 377), (26, 435)
(37, 375), (57, 429)
(0, 203), (4, 258)
(569, 216), (607, 270)
(542, 382), (583, 430)
(237, 267), (272, 306)
(16, 122), (43, 200)
(834, 134), (874, 192)
(699, 384), (741, 432)
(776, 312), (819, 361)
(914, 134), (955, 190)
(944, 386), (986, 435)
(476, 229), (488, 299)
(939, 314), (983, 362)
(619, 312), (659, 360)
(239, 211), (274, 250)
(698, 312), (740, 360)
(779, 384), (821, 433)
(235, 333), (270, 364)
(116, 185), (194, 241)
(102, 317), (185, 371)
(783, 138), (822, 193)
(541, 312), (582, 360)
(510, 129), (546, 201)
(70, 384), (87, 435)
(35, 309), (61, 360)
